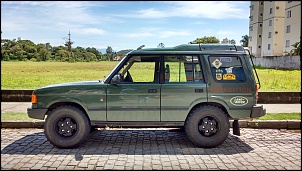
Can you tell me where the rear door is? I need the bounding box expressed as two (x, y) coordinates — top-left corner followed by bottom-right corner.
(206, 54), (256, 119)
(160, 55), (207, 121)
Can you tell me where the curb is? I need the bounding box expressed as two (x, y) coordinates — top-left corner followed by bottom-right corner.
(1, 120), (301, 129)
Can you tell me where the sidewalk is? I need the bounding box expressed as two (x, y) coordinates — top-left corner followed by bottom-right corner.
(1, 102), (301, 114)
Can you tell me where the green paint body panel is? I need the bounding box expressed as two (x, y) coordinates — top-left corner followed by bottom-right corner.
(28, 44), (266, 126)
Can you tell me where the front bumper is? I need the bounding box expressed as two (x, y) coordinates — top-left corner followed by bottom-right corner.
(27, 108), (48, 120)
(250, 104), (266, 118)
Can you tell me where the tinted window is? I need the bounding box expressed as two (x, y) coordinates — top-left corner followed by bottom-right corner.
(209, 56), (246, 83)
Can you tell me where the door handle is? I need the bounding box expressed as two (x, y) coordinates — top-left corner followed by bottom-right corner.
(195, 89), (203, 93)
(148, 89), (157, 93)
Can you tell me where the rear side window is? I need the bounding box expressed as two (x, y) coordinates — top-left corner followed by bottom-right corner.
(209, 56), (246, 82)
(164, 55), (203, 83)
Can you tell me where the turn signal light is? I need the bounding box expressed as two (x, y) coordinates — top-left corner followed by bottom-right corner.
(31, 94), (37, 104)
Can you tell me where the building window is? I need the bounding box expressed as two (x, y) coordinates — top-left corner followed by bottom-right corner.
(260, 24), (262, 27)
(250, 36), (252, 41)
(250, 26), (253, 31)
(269, 20), (272, 26)
(250, 15), (253, 21)
(286, 25), (291, 33)
(258, 46), (261, 48)
(268, 32), (272, 38)
(259, 35), (262, 38)
(260, 2), (263, 5)
(268, 44), (271, 50)
(251, 5), (254, 10)
(260, 13), (263, 16)
(269, 8), (273, 14)
(286, 40), (290, 47)
(287, 10), (292, 18)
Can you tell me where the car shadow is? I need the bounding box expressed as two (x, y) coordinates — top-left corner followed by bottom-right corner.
(1, 128), (254, 160)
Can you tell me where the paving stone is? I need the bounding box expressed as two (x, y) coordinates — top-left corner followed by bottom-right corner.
(1, 128), (301, 170)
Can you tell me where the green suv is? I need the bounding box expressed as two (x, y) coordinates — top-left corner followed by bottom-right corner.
(27, 44), (266, 148)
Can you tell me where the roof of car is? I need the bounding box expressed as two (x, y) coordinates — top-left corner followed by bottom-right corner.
(130, 44), (245, 55)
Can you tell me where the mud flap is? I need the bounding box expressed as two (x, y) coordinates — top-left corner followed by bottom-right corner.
(233, 120), (240, 136)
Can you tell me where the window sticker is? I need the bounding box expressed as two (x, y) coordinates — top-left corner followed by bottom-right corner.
(220, 57), (232, 62)
(223, 74), (236, 80)
(216, 69), (223, 73)
(216, 73), (222, 80)
(212, 59), (222, 69)
(225, 67), (233, 73)
(230, 96), (248, 106)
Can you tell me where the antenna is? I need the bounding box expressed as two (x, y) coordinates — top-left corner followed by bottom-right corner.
(137, 45), (145, 50)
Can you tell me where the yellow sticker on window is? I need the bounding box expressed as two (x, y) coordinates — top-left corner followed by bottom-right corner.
(223, 74), (236, 80)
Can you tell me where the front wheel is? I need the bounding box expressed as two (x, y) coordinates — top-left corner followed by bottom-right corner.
(185, 105), (230, 148)
(44, 105), (91, 148)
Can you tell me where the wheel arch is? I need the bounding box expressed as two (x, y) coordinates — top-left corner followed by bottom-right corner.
(46, 102), (91, 123)
(186, 102), (230, 122)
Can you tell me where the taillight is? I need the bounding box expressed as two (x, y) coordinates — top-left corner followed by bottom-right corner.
(255, 84), (259, 101)
(31, 94), (37, 104)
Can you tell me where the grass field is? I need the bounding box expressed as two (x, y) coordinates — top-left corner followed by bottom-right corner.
(1, 112), (300, 121)
(1, 61), (301, 91)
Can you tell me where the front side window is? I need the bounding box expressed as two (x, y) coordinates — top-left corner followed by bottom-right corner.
(117, 55), (160, 83)
(209, 56), (246, 83)
(164, 55), (203, 83)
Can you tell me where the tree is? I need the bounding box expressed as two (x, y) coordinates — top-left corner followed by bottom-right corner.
(106, 46), (113, 61)
(86, 47), (102, 61)
(189, 36), (220, 44)
(229, 39), (236, 45)
(240, 35), (249, 47)
(287, 42), (300, 56)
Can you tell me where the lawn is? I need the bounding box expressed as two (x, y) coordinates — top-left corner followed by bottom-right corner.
(1, 61), (301, 92)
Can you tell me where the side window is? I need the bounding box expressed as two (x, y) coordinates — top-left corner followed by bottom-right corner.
(118, 55), (160, 83)
(209, 56), (246, 83)
(164, 55), (203, 83)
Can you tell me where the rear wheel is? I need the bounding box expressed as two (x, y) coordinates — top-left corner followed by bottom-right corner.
(185, 105), (230, 148)
(44, 105), (91, 148)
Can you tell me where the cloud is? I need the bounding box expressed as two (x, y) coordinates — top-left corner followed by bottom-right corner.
(116, 1), (249, 19)
(80, 28), (107, 35)
(1, 1), (106, 32)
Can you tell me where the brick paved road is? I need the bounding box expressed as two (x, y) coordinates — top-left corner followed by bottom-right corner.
(1, 128), (301, 170)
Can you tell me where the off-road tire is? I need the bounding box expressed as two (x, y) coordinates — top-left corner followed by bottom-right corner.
(185, 105), (230, 148)
(44, 105), (91, 148)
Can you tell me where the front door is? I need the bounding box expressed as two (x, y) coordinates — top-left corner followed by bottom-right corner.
(107, 55), (161, 121)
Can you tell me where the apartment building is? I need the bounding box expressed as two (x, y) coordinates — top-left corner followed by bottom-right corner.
(248, 1), (301, 57)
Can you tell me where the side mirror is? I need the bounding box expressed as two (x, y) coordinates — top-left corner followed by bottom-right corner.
(110, 74), (121, 85)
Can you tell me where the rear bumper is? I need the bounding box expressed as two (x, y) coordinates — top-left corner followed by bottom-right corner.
(250, 104), (266, 118)
(27, 108), (48, 120)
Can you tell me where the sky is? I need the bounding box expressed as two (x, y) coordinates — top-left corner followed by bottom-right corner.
(1, 1), (250, 52)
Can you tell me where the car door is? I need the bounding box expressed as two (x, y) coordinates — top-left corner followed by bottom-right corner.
(160, 55), (207, 121)
(106, 55), (161, 121)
